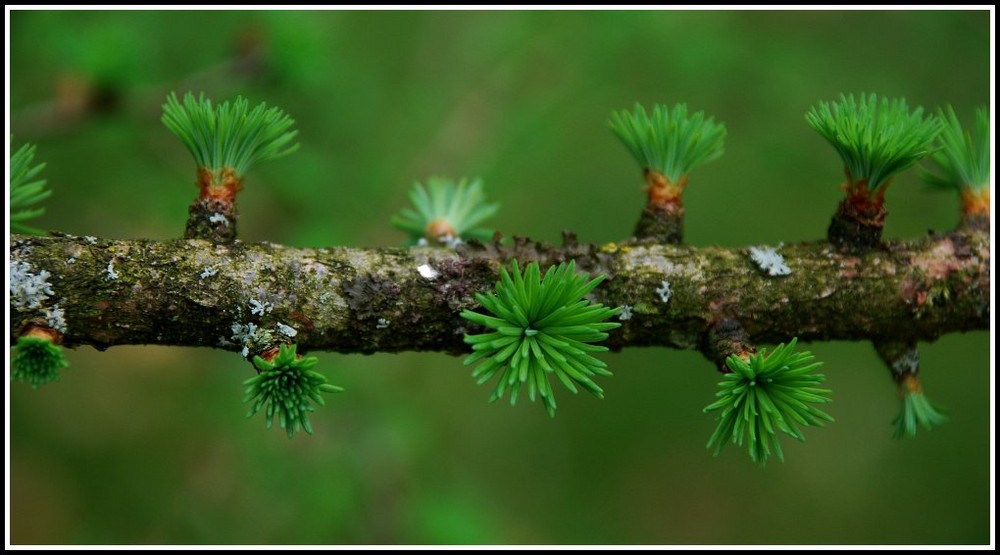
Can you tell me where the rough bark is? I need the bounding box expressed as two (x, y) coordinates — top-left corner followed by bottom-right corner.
(8, 229), (990, 363)
(632, 202), (684, 245)
(827, 195), (888, 250)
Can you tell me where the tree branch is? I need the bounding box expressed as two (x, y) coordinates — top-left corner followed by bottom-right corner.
(9, 228), (989, 366)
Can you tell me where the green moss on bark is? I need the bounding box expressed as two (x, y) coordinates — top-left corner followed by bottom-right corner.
(8, 230), (989, 359)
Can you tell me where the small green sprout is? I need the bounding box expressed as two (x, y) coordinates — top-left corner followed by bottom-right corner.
(461, 260), (621, 417)
(893, 375), (948, 439)
(391, 177), (499, 245)
(609, 103), (726, 201)
(12, 335), (69, 389)
(9, 139), (50, 235)
(243, 343), (343, 438)
(806, 93), (941, 202)
(704, 338), (833, 466)
(923, 106), (990, 220)
(161, 91), (298, 197)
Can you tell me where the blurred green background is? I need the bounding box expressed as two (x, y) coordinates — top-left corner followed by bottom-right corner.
(7, 9), (991, 545)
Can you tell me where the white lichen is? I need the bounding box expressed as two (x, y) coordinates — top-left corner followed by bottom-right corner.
(209, 213), (230, 227)
(106, 260), (120, 280)
(656, 280), (672, 303)
(10, 260), (55, 309)
(84, 236), (98, 244)
(249, 299), (273, 316)
(891, 349), (920, 375)
(376, 317), (391, 329)
(44, 305), (67, 333)
(618, 305), (633, 321)
(417, 264), (440, 279)
(416, 238), (429, 247)
(200, 266), (219, 280)
(276, 322), (298, 338)
(65, 257), (76, 264)
(749, 246), (792, 276)
(231, 322), (258, 343)
(230, 322), (273, 359)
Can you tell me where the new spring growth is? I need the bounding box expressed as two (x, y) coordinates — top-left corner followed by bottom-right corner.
(461, 260), (621, 417)
(609, 102), (726, 205)
(243, 343), (343, 438)
(704, 338), (833, 466)
(161, 91), (299, 202)
(390, 177), (500, 246)
(923, 106), (991, 226)
(876, 341), (948, 439)
(806, 93), (940, 208)
(12, 327), (69, 389)
(9, 139), (51, 235)
(893, 374), (948, 439)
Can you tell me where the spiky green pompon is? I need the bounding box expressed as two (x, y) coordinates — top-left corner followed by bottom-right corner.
(923, 106), (990, 224)
(609, 102), (726, 186)
(893, 392), (948, 439)
(806, 93), (940, 197)
(461, 260), (621, 417)
(391, 177), (500, 245)
(161, 91), (298, 186)
(12, 336), (68, 389)
(9, 139), (50, 235)
(893, 377), (948, 439)
(243, 343), (343, 438)
(924, 106), (990, 192)
(704, 338), (833, 466)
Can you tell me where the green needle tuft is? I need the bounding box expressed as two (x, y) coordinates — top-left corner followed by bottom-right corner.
(704, 338), (833, 466)
(391, 177), (499, 245)
(924, 105), (990, 193)
(12, 336), (68, 389)
(161, 91), (299, 186)
(893, 377), (948, 439)
(806, 93), (940, 195)
(9, 139), (51, 235)
(609, 102), (726, 185)
(460, 259), (621, 417)
(243, 343), (343, 438)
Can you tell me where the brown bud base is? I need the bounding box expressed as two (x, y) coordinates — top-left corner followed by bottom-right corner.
(827, 191), (887, 251)
(197, 166), (243, 203)
(633, 170), (688, 244)
(703, 319), (757, 373)
(21, 324), (63, 344)
(899, 373), (924, 396)
(425, 218), (457, 241)
(258, 345), (282, 364)
(184, 166), (243, 242)
(959, 188), (990, 231)
(644, 170), (686, 205)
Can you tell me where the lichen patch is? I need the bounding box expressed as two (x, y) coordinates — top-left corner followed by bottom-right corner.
(748, 246), (791, 276)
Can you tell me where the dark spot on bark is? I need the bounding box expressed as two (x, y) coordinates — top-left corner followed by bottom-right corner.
(433, 257), (494, 311)
(343, 275), (401, 321)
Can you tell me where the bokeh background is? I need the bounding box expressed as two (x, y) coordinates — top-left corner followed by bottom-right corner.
(7, 9), (992, 545)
